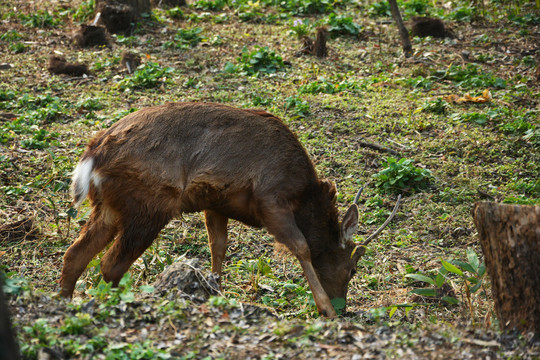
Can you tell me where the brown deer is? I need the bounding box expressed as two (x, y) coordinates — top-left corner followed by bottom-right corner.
(60, 102), (392, 317)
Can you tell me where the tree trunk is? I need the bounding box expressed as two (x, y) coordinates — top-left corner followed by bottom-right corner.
(472, 202), (540, 335)
(0, 278), (19, 360)
(388, 0), (412, 58)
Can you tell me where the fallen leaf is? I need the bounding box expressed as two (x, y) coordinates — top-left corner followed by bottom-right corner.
(443, 89), (492, 104)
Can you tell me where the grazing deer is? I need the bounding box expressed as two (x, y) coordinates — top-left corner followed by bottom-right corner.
(60, 102), (399, 317)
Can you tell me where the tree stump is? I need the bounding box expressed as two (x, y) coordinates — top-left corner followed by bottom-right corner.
(313, 27), (328, 59)
(472, 202), (540, 335)
(95, 0), (150, 34)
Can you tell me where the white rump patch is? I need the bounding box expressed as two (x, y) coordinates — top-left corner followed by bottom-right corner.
(71, 158), (101, 208)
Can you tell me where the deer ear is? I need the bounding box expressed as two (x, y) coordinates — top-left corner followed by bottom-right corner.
(340, 204), (359, 246)
(319, 179), (337, 200)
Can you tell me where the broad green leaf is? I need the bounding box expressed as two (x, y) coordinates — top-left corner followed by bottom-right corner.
(466, 248), (480, 272)
(404, 306), (414, 316)
(120, 291), (135, 303)
(470, 280), (483, 294)
(388, 306), (398, 318)
(441, 259), (463, 276)
(453, 260), (475, 274)
(139, 285), (155, 293)
(331, 297), (346, 312)
(409, 288), (437, 297)
(66, 207), (78, 218)
(435, 272), (445, 288)
(405, 273), (436, 286)
(478, 262), (486, 277)
(283, 283), (299, 289)
(223, 61), (237, 73)
(442, 296), (459, 305)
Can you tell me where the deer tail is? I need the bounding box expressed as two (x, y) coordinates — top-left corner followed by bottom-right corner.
(71, 157), (101, 208)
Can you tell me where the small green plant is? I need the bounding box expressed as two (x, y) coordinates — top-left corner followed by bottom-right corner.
(285, 96), (310, 118)
(397, 75), (433, 90)
(325, 13), (362, 37)
(508, 13), (540, 26)
(369, 0), (391, 17)
(431, 64), (507, 89)
(72, 0), (95, 23)
(77, 97), (104, 112)
(280, 0), (333, 15)
(472, 33), (490, 44)
(234, 256), (275, 292)
(0, 29), (24, 41)
(419, 98), (450, 115)
(406, 248), (487, 323)
(448, 6), (475, 21)
(298, 77), (359, 95)
(236, 46), (286, 76)
(502, 195), (538, 205)
(290, 18), (311, 37)
(166, 6), (184, 19)
(60, 313), (93, 335)
(104, 340), (171, 359)
(263, 280), (317, 316)
(20, 129), (59, 149)
(9, 42), (26, 53)
(498, 109), (537, 136)
(114, 35), (141, 47)
(209, 295), (240, 309)
(117, 62), (174, 90)
(174, 27), (205, 49)
(523, 127), (540, 145)
(401, 0), (431, 17)
(1, 272), (30, 296)
(373, 158), (433, 194)
(19, 311), (166, 359)
(19, 10), (60, 28)
(330, 298), (346, 315)
(86, 272), (136, 306)
(193, 0), (228, 11)
(458, 112), (490, 125)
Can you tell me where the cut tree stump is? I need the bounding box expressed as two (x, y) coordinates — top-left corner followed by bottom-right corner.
(472, 201), (540, 335)
(95, 0), (150, 33)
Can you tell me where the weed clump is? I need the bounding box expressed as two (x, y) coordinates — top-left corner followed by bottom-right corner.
(373, 157), (434, 194)
(116, 62), (174, 90)
(236, 46), (286, 76)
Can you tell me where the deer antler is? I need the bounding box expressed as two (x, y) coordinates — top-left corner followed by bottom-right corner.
(353, 187), (364, 205)
(351, 194), (402, 259)
(362, 194), (402, 246)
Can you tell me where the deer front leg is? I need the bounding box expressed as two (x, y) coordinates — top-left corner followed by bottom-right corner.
(204, 210), (229, 277)
(262, 208), (337, 318)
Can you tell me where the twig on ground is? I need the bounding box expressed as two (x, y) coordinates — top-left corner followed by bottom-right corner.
(357, 140), (400, 156)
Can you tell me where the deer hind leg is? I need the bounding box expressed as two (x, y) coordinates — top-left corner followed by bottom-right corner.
(60, 203), (118, 297)
(100, 211), (170, 287)
(204, 210), (229, 277)
(262, 207), (337, 318)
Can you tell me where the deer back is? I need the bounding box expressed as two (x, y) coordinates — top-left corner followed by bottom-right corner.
(81, 102), (320, 225)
